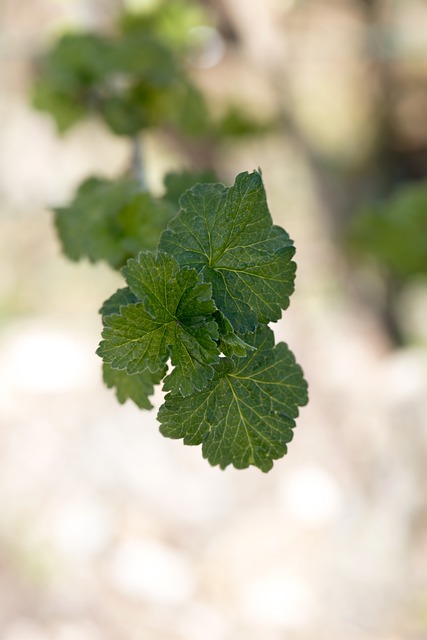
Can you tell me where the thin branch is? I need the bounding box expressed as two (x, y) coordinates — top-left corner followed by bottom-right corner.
(132, 135), (146, 190)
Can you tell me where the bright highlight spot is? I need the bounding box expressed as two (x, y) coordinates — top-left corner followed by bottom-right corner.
(240, 569), (314, 629)
(52, 498), (112, 558)
(108, 538), (195, 604)
(279, 465), (344, 526)
(2, 327), (91, 393)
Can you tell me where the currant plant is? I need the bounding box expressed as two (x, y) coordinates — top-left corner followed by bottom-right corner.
(97, 170), (308, 471)
(33, 6), (307, 471)
(32, 9), (209, 137)
(32, 5), (270, 145)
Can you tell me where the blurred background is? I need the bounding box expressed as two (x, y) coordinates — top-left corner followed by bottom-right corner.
(1, 0), (427, 638)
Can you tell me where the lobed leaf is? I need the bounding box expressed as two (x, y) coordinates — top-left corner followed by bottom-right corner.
(97, 251), (220, 396)
(159, 170), (296, 332)
(100, 286), (161, 408)
(158, 325), (308, 471)
(103, 362), (166, 409)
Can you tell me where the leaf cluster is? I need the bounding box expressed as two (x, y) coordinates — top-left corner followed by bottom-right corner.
(348, 181), (427, 281)
(32, 24), (208, 137)
(97, 170), (308, 471)
(32, 5), (277, 141)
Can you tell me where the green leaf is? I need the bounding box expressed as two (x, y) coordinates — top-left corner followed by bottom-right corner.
(48, 33), (111, 84)
(214, 311), (254, 358)
(108, 33), (177, 84)
(217, 105), (276, 139)
(54, 177), (139, 267)
(100, 94), (150, 136)
(97, 251), (220, 396)
(159, 170), (296, 332)
(32, 79), (87, 132)
(103, 362), (165, 409)
(162, 169), (217, 208)
(100, 287), (165, 409)
(32, 33), (111, 132)
(158, 325), (308, 471)
(54, 178), (177, 268)
(99, 287), (138, 323)
(118, 192), (175, 256)
(120, 2), (210, 52)
(349, 182), (427, 279)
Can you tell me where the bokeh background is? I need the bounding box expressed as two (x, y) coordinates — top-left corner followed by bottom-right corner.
(1, 1), (427, 639)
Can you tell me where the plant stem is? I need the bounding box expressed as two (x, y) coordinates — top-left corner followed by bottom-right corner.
(132, 135), (146, 190)
(381, 274), (405, 347)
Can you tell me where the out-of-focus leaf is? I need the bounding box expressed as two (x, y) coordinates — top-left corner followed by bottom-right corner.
(107, 34), (177, 84)
(102, 362), (165, 409)
(162, 169), (217, 207)
(118, 193), (175, 257)
(349, 182), (427, 279)
(120, 1), (210, 52)
(54, 177), (139, 268)
(217, 106), (276, 138)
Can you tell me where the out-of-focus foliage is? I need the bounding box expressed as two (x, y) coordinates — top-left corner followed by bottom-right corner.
(120, 0), (209, 52)
(216, 105), (277, 139)
(348, 182), (427, 281)
(31, 3), (308, 472)
(32, 2), (274, 141)
(32, 26), (209, 137)
(54, 170), (217, 269)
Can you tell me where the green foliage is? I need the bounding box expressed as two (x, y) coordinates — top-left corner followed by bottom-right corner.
(98, 251), (220, 396)
(33, 27), (210, 137)
(97, 171), (308, 471)
(119, 1), (210, 52)
(103, 363), (165, 410)
(158, 325), (307, 472)
(34, 9), (307, 471)
(159, 170), (296, 332)
(54, 177), (139, 267)
(33, 7), (275, 143)
(100, 286), (167, 408)
(162, 169), (217, 207)
(33, 33), (108, 132)
(348, 181), (427, 280)
(217, 106), (276, 139)
(54, 170), (216, 269)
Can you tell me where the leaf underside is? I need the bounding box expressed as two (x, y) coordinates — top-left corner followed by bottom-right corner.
(158, 326), (308, 472)
(103, 362), (166, 409)
(97, 251), (220, 396)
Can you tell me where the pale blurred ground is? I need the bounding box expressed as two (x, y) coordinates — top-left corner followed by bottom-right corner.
(1, 1), (427, 639)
